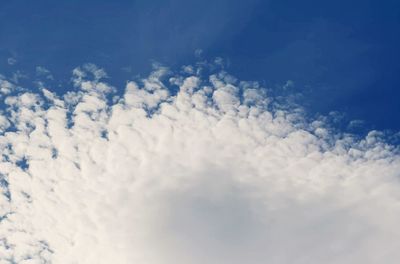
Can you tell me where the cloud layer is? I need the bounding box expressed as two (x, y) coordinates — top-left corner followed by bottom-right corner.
(0, 63), (399, 263)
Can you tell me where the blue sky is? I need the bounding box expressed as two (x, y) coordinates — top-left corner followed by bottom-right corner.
(0, 0), (399, 132)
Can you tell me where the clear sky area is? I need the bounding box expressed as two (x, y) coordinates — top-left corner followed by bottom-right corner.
(0, 0), (399, 132)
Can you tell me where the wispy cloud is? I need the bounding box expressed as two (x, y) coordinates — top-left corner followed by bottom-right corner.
(7, 58), (17, 66)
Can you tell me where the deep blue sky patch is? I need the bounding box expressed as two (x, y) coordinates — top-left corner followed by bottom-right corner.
(0, 0), (399, 131)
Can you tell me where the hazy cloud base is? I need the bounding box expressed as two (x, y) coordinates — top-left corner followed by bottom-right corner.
(0, 62), (399, 263)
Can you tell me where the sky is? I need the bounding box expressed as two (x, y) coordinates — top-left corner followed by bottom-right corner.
(0, 0), (399, 131)
(0, 1), (400, 263)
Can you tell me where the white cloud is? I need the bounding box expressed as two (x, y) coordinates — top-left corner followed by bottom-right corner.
(36, 67), (54, 81)
(0, 63), (399, 263)
(0, 78), (15, 95)
(7, 58), (17, 66)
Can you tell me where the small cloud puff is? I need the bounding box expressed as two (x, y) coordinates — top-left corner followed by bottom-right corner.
(7, 58), (17, 66)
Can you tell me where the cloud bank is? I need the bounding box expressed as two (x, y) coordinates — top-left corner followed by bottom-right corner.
(0, 63), (399, 264)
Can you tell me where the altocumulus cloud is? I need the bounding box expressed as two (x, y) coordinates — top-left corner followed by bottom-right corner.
(0, 62), (399, 264)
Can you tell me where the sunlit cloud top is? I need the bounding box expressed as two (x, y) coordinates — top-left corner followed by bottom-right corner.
(0, 62), (399, 263)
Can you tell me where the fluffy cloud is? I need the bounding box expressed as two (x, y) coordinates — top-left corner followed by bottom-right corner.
(0, 63), (399, 264)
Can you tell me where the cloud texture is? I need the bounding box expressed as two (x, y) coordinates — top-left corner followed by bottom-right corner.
(0, 63), (399, 263)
